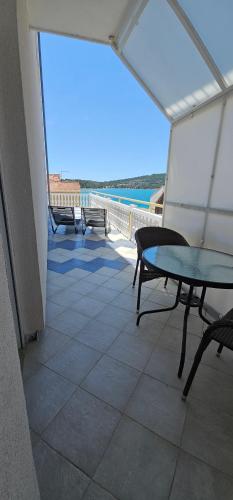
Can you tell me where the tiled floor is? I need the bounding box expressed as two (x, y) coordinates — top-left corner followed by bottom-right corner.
(23, 225), (233, 499)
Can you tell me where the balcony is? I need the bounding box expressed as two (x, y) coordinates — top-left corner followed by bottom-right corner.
(50, 191), (163, 240)
(22, 221), (233, 500)
(2, 1), (233, 498)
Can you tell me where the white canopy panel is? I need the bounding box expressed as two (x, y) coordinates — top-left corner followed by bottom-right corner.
(179, 0), (233, 87)
(27, 0), (233, 121)
(210, 94), (233, 210)
(165, 103), (222, 207)
(163, 93), (233, 315)
(119, 0), (221, 119)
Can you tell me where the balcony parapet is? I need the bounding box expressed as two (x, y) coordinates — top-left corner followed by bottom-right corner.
(89, 193), (162, 240)
(49, 191), (162, 240)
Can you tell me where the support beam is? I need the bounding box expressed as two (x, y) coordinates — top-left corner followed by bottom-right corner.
(200, 98), (226, 246)
(173, 84), (233, 125)
(29, 25), (110, 46)
(162, 126), (173, 227)
(167, 0), (226, 90)
(115, 0), (149, 52)
(165, 200), (233, 218)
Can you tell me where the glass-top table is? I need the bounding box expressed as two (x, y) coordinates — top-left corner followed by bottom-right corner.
(137, 245), (233, 378)
(143, 245), (233, 288)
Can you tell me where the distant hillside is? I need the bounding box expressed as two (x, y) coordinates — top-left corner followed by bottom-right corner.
(63, 173), (166, 189)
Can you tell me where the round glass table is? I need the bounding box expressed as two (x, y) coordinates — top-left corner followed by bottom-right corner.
(137, 245), (233, 377)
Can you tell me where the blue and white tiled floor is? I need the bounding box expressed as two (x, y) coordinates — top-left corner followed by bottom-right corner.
(23, 225), (233, 499)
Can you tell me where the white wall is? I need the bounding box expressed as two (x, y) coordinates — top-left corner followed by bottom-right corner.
(163, 93), (233, 315)
(0, 206), (39, 498)
(0, 0), (46, 339)
(17, 0), (48, 317)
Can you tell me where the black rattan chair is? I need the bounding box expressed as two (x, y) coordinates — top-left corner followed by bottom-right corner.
(49, 206), (78, 234)
(182, 308), (233, 400)
(81, 207), (107, 236)
(133, 226), (189, 312)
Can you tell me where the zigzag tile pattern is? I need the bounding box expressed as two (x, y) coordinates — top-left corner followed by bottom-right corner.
(48, 238), (108, 252)
(47, 228), (135, 274)
(47, 256), (127, 274)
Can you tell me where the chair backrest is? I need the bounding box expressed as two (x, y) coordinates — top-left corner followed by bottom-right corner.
(135, 226), (189, 254)
(81, 207), (106, 223)
(49, 206), (75, 224)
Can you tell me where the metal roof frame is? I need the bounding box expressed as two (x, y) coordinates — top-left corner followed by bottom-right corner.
(30, 25), (110, 46)
(173, 83), (233, 125)
(112, 0), (231, 123)
(116, 0), (149, 51)
(31, 0), (232, 123)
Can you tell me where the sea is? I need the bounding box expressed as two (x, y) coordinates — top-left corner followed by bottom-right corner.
(82, 188), (158, 209)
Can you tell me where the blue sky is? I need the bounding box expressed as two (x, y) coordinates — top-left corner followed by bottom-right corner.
(40, 33), (170, 181)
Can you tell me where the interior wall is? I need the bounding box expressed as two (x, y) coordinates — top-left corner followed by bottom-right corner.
(0, 197), (39, 498)
(17, 0), (48, 316)
(0, 0), (45, 337)
(163, 93), (233, 316)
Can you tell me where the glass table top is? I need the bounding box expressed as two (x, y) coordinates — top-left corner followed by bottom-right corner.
(143, 246), (233, 288)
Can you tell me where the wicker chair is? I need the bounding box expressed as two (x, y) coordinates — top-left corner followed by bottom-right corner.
(133, 226), (189, 312)
(49, 206), (78, 234)
(182, 308), (233, 400)
(81, 207), (107, 236)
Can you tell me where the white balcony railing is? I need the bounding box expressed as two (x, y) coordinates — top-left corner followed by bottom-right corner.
(49, 191), (162, 240)
(50, 191), (90, 207)
(50, 192), (80, 207)
(91, 190), (163, 213)
(89, 193), (162, 240)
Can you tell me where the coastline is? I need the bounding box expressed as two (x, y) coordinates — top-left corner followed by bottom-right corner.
(81, 187), (158, 208)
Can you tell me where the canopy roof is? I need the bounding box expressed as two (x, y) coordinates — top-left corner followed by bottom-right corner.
(27, 0), (233, 121)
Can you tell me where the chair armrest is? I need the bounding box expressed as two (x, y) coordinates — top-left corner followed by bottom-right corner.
(206, 319), (233, 335)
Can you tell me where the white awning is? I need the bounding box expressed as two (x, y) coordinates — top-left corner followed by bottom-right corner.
(27, 0), (233, 121)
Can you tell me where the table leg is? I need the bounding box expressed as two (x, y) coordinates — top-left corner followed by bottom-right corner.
(136, 280), (182, 326)
(198, 287), (211, 325)
(178, 285), (193, 378)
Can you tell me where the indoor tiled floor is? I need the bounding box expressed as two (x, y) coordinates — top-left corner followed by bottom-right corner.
(23, 225), (233, 499)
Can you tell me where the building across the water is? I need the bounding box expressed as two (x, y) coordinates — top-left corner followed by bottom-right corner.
(49, 174), (80, 193)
